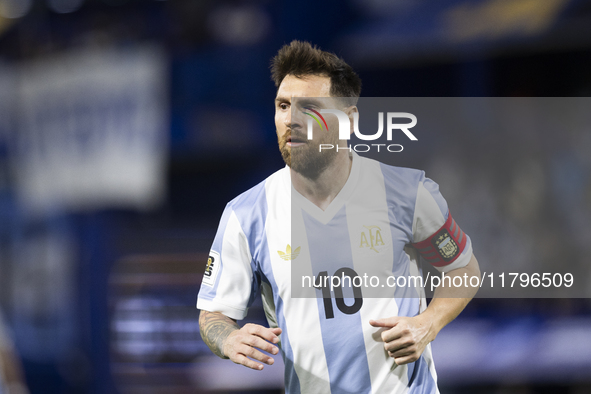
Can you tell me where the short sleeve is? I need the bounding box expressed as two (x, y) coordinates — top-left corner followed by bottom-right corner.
(196, 204), (259, 320)
(411, 176), (473, 273)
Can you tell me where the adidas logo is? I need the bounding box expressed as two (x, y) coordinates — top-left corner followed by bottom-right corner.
(277, 244), (300, 261)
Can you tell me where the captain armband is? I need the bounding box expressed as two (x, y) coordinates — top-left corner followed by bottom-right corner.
(412, 213), (467, 268)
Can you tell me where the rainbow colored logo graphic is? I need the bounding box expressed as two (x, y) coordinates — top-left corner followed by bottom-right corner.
(303, 107), (328, 131)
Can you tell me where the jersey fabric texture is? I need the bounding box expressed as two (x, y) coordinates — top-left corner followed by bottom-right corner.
(197, 153), (473, 394)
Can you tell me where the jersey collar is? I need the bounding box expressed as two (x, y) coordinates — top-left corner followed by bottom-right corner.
(289, 152), (361, 225)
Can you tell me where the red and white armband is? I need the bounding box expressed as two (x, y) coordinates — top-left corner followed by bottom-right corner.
(412, 213), (467, 268)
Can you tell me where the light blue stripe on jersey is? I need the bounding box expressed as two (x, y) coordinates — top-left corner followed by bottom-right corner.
(380, 164), (438, 392)
(408, 355), (437, 394)
(378, 163), (421, 242)
(421, 178), (449, 221)
(261, 273), (302, 394)
(380, 163), (422, 316)
(393, 260), (420, 318)
(275, 302), (302, 394)
(304, 207), (372, 394)
(211, 203), (232, 254)
(229, 180), (268, 306)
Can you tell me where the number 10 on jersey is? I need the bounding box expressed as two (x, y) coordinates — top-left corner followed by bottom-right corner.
(316, 267), (363, 319)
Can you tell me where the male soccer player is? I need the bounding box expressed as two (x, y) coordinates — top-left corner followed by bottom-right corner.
(197, 41), (480, 393)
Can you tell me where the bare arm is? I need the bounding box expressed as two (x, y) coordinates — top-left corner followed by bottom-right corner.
(199, 310), (282, 370)
(422, 253), (480, 335)
(199, 310), (240, 358)
(370, 254), (480, 364)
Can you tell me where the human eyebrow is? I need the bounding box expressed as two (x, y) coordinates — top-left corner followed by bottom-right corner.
(297, 98), (324, 108)
(275, 96), (290, 104)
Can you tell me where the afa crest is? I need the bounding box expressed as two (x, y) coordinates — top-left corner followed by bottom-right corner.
(433, 230), (459, 261)
(360, 225), (385, 253)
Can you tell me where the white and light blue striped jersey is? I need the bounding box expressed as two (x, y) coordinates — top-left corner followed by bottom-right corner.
(197, 152), (473, 394)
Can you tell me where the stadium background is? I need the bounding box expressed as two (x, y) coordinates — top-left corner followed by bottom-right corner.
(0, 0), (591, 393)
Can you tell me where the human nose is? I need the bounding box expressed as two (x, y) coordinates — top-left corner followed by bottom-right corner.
(287, 107), (304, 130)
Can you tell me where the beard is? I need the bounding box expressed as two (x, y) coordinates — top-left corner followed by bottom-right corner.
(278, 128), (340, 181)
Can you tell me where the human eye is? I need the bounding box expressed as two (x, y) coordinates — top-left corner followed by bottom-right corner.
(303, 102), (321, 111)
(278, 102), (289, 110)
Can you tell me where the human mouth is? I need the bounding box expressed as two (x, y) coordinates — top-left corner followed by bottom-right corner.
(287, 134), (307, 147)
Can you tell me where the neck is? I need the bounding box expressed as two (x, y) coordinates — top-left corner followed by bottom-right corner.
(291, 151), (353, 211)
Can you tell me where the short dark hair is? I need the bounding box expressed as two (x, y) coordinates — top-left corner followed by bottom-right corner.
(271, 40), (361, 105)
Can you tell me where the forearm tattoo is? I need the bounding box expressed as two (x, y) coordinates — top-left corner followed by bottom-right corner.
(199, 311), (240, 358)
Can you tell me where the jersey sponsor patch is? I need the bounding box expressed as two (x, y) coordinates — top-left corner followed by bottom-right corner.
(202, 250), (220, 287)
(412, 212), (467, 267)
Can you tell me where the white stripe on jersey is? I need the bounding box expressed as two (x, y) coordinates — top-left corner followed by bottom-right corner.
(263, 168), (332, 393)
(198, 211), (254, 320)
(413, 182), (446, 243)
(423, 344), (441, 394)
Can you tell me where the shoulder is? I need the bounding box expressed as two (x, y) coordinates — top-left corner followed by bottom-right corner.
(358, 156), (425, 200)
(374, 158), (425, 188)
(376, 160), (448, 220)
(225, 166), (287, 226)
(356, 156), (428, 237)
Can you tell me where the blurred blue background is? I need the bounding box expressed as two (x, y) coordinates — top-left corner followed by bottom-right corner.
(0, 0), (591, 393)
